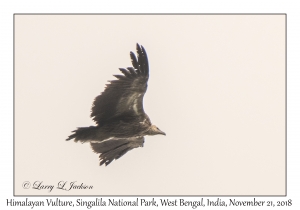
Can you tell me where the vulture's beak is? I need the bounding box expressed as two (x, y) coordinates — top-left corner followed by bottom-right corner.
(158, 129), (166, 136)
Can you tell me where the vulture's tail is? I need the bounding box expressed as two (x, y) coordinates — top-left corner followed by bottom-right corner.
(66, 126), (98, 143)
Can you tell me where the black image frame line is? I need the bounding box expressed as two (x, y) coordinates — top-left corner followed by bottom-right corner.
(13, 13), (287, 197)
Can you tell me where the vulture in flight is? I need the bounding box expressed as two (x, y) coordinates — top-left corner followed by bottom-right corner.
(66, 43), (165, 166)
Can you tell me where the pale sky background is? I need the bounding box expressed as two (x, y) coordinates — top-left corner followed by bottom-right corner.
(14, 14), (286, 196)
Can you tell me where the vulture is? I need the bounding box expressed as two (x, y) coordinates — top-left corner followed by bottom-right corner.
(66, 43), (165, 166)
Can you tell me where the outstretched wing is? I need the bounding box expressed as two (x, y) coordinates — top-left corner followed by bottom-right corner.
(91, 43), (149, 125)
(90, 137), (145, 166)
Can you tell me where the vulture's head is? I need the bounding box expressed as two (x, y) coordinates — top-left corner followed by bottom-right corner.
(147, 125), (166, 136)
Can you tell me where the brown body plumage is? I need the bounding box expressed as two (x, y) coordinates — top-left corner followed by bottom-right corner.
(66, 44), (165, 166)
